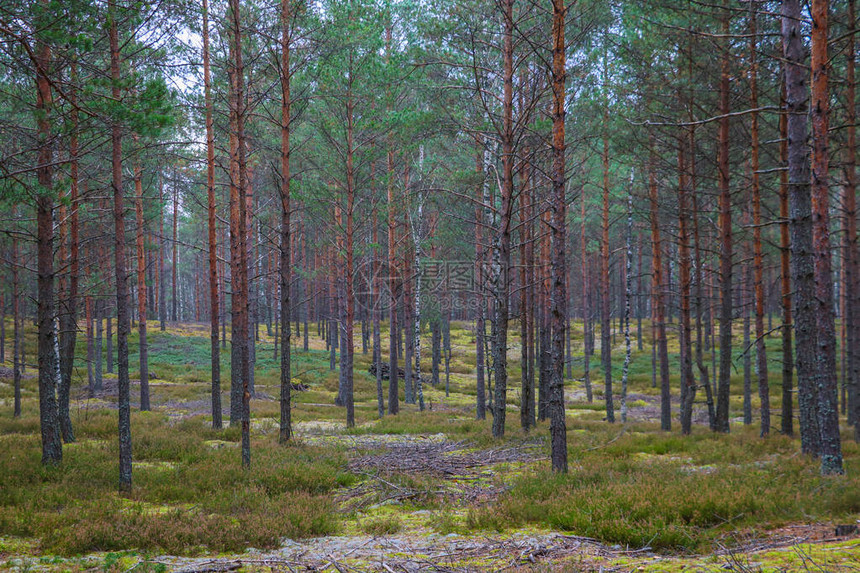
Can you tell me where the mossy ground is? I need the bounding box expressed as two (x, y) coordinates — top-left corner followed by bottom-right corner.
(0, 317), (859, 571)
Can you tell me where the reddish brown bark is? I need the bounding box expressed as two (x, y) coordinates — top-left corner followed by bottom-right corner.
(134, 146), (149, 411)
(649, 136), (670, 431)
(810, 0), (843, 474)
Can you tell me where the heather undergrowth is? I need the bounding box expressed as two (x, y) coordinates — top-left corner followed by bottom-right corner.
(1, 319), (859, 561)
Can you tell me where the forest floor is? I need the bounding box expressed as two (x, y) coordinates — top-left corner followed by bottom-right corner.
(1, 318), (860, 572)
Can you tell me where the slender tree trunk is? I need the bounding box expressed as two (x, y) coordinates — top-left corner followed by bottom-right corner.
(345, 80), (356, 427)
(58, 64), (79, 443)
(715, 0), (733, 434)
(109, 0), (131, 490)
(491, 0), (514, 439)
(549, 0), (568, 472)
(475, 139), (486, 420)
(228, 0), (251, 468)
(779, 78), (794, 436)
(649, 137), (670, 431)
(95, 298), (103, 391)
(278, 0), (292, 442)
(373, 203), (384, 419)
(86, 296), (93, 396)
(12, 217), (21, 417)
(581, 186), (592, 402)
(203, 0), (222, 429)
(843, 0), (860, 441)
(678, 135), (695, 435)
(621, 174), (634, 425)
(783, 0), (821, 454)
(134, 146), (150, 411)
(172, 174), (178, 324)
(810, 0), (843, 474)
(520, 166), (532, 430)
(601, 124), (614, 423)
(749, 8), (770, 436)
(34, 5), (62, 465)
(159, 174), (167, 332)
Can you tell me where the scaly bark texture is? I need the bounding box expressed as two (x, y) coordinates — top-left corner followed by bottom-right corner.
(783, 0), (821, 454)
(109, 0), (132, 491)
(749, 8), (769, 436)
(134, 147), (149, 411)
(549, 0), (568, 472)
(278, 0), (292, 442)
(678, 135), (695, 435)
(203, 0), (222, 429)
(474, 140), (486, 420)
(491, 0), (514, 439)
(778, 79), (794, 436)
(844, 0), (860, 441)
(35, 0), (62, 466)
(714, 0), (733, 434)
(649, 138), (670, 431)
(228, 0), (251, 468)
(601, 124), (614, 424)
(809, 0), (843, 475)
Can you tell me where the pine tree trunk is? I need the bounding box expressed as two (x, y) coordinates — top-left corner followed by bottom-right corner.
(601, 126), (614, 423)
(109, 0), (131, 490)
(843, 0), (860, 441)
(474, 140), (486, 420)
(714, 0), (733, 434)
(345, 82), (356, 427)
(228, 0), (251, 469)
(491, 0), (514, 439)
(678, 135), (695, 435)
(621, 175), (634, 425)
(783, 0), (821, 454)
(278, 0), (292, 442)
(581, 187), (592, 402)
(649, 137), (671, 431)
(12, 217), (21, 417)
(549, 0), (568, 470)
(749, 8), (770, 436)
(58, 67), (79, 443)
(203, 0), (221, 429)
(86, 296), (94, 397)
(810, 0), (843, 474)
(134, 150), (150, 411)
(779, 79), (794, 437)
